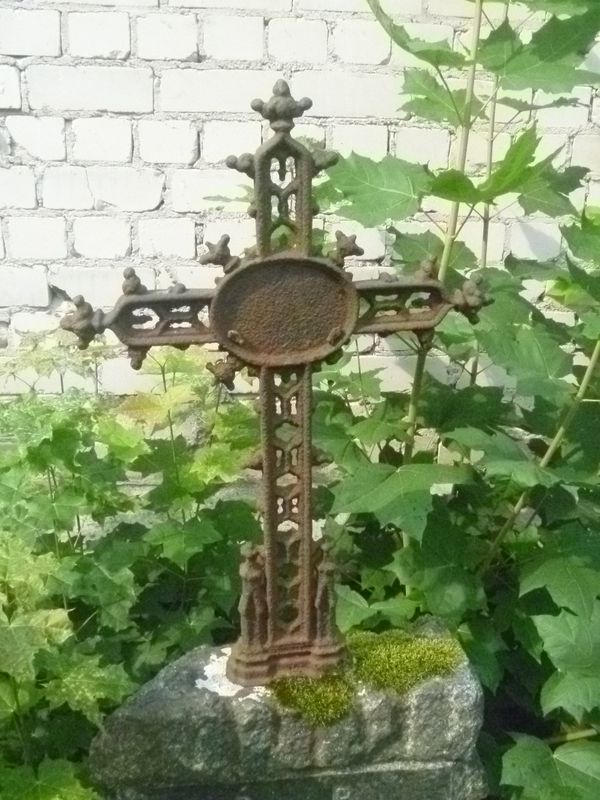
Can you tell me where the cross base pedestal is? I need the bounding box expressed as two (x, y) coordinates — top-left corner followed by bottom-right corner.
(226, 638), (347, 686)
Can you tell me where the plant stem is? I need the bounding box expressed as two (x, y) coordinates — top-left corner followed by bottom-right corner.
(403, 344), (428, 467)
(545, 728), (599, 746)
(438, 0), (485, 283)
(480, 339), (600, 575)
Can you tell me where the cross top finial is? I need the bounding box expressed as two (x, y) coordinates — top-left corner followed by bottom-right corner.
(251, 79), (312, 132)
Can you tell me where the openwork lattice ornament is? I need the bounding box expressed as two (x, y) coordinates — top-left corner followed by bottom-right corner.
(61, 80), (489, 686)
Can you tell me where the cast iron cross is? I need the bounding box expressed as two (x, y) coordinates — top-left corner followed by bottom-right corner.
(61, 81), (487, 686)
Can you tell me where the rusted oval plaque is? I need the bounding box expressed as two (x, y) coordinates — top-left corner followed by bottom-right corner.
(210, 255), (359, 367)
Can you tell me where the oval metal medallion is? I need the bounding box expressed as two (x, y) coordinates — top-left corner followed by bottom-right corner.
(210, 255), (359, 367)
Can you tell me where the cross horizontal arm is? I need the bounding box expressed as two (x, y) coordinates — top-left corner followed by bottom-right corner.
(60, 269), (217, 370)
(354, 274), (491, 336)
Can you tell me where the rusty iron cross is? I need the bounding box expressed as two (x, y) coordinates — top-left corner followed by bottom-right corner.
(61, 81), (488, 686)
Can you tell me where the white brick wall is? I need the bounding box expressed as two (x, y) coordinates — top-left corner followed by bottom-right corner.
(0, 0), (597, 394)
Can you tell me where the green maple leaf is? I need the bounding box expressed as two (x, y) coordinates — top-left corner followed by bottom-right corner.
(332, 463), (473, 541)
(402, 69), (483, 127)
(0, 609), (71, 681)
(366, 0), (465, 68)
(335, 586), (375, 633)
(534, 602), (600, 677)
(324, 153), (432, 225)
(45, 650), (133, 724)
(145, 517), (222, 569)
(541, 671), (600, 721)
(0, 760), (99, 800)
(480, 13), (600, 92)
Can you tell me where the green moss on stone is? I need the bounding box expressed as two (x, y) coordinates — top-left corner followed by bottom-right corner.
(348, 630), (463, 695)
(271, 673), (355, 727)
(271, 629), (464, 727)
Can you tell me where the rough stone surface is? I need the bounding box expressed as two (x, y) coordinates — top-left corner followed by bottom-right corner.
(90, 634), (487, 800)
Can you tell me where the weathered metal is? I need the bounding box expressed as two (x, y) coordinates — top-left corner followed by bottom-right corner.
(61, 80), (489, 686)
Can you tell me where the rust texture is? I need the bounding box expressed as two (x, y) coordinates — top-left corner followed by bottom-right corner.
(61, 80), (489, 687)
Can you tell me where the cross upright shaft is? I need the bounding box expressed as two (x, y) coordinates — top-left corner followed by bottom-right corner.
(61, 80), (489, 686)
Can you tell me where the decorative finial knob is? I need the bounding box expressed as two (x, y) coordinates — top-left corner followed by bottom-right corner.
(251, 80), (312, 132)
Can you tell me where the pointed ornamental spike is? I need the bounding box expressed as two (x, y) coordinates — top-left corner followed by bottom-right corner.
(122, 267), (147, 296)
(251, 80), (312, 133)
(199, 234), (241, 274)
(60, 295), (102, 350)
(334, 230), (364, 267)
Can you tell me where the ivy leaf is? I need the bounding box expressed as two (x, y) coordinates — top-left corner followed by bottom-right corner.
(541, 671), (600, 722)
(366, 0), (465, 67)
(0, 759), (99, 800)
(534, 603), (600, 677)
(44, 651), (133, 724)
(145, 517), (222, 569)
(324, 153), (432, 225)
(335, 585), (375, 633)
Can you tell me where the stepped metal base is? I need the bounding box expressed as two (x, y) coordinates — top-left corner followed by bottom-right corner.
(226, 638), (346, 686)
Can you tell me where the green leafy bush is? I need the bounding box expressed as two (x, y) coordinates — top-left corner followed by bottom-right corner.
(0, 341), (260, 797)
(1, 2), (600, 798)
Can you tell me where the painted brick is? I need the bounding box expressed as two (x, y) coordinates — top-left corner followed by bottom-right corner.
(330, 124), (389, 159)
(535, 89), (590, 129)
(572, 134), (600, 175)
(0, 266), (48, 307)
(0, 66), (21, 110)
(72, 118), (132, 163)
(202, 121), (262, 163)
(391, 23), (455, 68)
(7, 218), (67, 260)
(332, 20), (391, 65)
(27, 66), (153, 113)
(0, 167), (37, 209)
(169, 0), (289, 8)
(395, 127), (450, 169)
(87, 167), (164, 211)
(138, 218), (196, 258)
(203, 16), (264, 61)
(73, 217), (131, 259)
(67, 12), (130, 59)
(291, 71), (400, 119)
(170, 169), (248, 212)
(137, 14), (198, 61)
(156, 265), (221, 291)
(53, 0), (157, 5)
(42, 167), (94, 210)
(160, 69), (278, 112)
(0, 230), (4, 258)
(202, 218), (256, 256)
(0, 10), (61, 57)
(459, 220), (506, 265)
(138, 120), (198, 164)
(510, 221), (562, 261)
(298, 0), (372, 10)
(49, 266), (156, 308)
(268, 19), (328, 64)
(6, 117), (65, 161)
